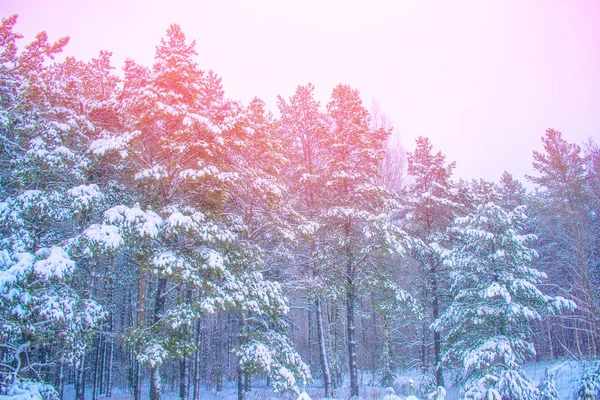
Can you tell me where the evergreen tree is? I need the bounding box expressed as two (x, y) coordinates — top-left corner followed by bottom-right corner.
(537, 367), (559, 400)
(0, 15), (108, 399)
(277, 83), (334, 397)
(497, 172), (527, 211)
(321, 84), (407, 398)
(576, 364), (600, 400)
(89, 24), (308, 399)
(435, 202), (574, 399)
(405, 136), (459, 387)
(527, 129), (600, 357)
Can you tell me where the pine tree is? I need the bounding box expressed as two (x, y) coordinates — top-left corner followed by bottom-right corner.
(576, 364), (600, 400)
(277, 83), (334, 397)
(405, 136), (459, 387)
(0, 15), (108, 399)
(321, 84), (407, 398)
(537, 367), (559, 400)
(435, 202), (575, 399)
(527, 129), (600, 357)
(89, 24), (309, 399)
(497, 172), (527, 211)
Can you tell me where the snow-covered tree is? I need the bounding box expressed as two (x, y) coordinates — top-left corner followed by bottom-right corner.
(89, 24), (309, 400)
(405, 136), (459, 387)
(435, 202), (575, 399)
(277, 83), (335, 396)
(0, 15), (108, 399)
(537, 367), (559, 400)
(320, 84), (408, 398)
(497, 172), (527, 211)
(527, 129), (600, 358)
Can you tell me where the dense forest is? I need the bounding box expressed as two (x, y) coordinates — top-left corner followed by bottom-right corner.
(1, 15), (599, 400)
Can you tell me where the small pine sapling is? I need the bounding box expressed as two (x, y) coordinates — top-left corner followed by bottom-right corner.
(537, 367), (559, 400)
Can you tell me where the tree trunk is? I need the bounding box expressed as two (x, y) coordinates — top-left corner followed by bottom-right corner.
(58, 363), (65, 400)
(192, 320), (200, 400)
(179, 358), (188, 399)
(574, 320), (583, 359)
(99, 335), (107, 396)
(92, 336), (102, 400)
(244, 373), (250, 392)
(150, 277), (168, 400)
(134, 270), (147, 400)
(431, 274), (444, 388)
(329, 302), (342, 389)
(307, 305), (313, 368)
(237, 366), (246, 400)
(381, 317), (393, 387)
(133, 360), (141, 400)
(106, 336), (114, 398)
(346, 262), (359, 398)
(316, 296), (333, 398)
(150, 366), (162, 400)
(75, 351), (86, 400)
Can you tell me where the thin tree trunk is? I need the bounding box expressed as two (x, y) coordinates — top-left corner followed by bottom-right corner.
(150, 367), (162, 400)
(179, 357), (189, 399)
(134, 270), (147, 400)
(106, 336), (114, 398)
(316, 296), (333, 397)
(587, 319), (597, 357)
(346, 263), (358, 398)
(431, 274), (444, 388)
(307, 305), (313, 369)
(75, 351), (86, 400)
(546, 319), (554, 361)
(381, 317), (393, 387)
(575, 319), (583, 359)
(99, 335), (107, 396)
(244, 373), (250, 392)
(92, 336), (102, 400)
(133, 360), (141, 400)
(329, 302), (342, 389)
(192, 320), (200, 400)
(237, 366), (246, 400)
(150, 277), (167, 400)
(58, 363), (65, 400)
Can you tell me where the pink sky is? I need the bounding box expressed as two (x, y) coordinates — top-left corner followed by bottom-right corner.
(2, 0), (599, 184)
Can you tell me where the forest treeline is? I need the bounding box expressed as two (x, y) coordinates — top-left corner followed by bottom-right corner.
(1, 15), (599, 400)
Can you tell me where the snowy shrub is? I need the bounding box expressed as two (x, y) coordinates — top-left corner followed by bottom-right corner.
(537, 367), (559, 400)
(0, 379), (59, 400)
(382, 386), (402, 400)
(576, 364), (600, 400)
(417, 373), (437, 398)
(236, 328), (311, 395)
(495, 369), (539, 400)
(297, 391), (311, 400)
(427, 386), (446, 400)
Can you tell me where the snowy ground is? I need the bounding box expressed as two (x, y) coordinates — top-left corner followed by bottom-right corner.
(62, 360), (590, 399)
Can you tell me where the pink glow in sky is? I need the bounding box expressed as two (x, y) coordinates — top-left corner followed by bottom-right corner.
(2, 0), (599, 184)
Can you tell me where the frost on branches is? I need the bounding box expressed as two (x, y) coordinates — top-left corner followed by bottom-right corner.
(0, 14), (107, 396)
(434, 202), (575, 399)
(84, 23), (309, 398)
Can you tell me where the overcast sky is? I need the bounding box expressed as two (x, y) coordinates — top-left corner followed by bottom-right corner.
(2, 0), (599, 184)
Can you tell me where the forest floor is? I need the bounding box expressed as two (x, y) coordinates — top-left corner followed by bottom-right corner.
(62, 359), (588, 399)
